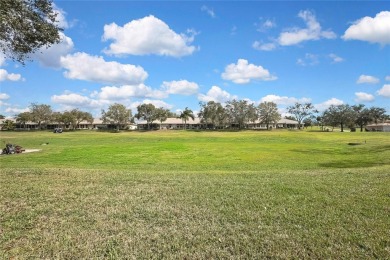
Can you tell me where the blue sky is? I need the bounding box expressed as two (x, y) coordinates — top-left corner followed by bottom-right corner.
(1, 1), (389, 118)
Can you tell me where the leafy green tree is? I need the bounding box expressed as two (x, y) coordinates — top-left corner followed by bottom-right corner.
(0, 0), (62, 64)
(101, 103), (132, 130)
(198, 101), (226, 129)
(71, 109), (93, 129)
(135, 103), (157, 130)
(287, 103), (317, 130)
(30, 103), (52, 129)
(323, 104), (356, 132)
(155, 107), (170, 129)
(258, 101), (281, 130)
(0, 114), (5, 119)
(1, 119), (15, 130)
(225, 99), (252, 129)
(369, 106), (387, 124)
(16, 111), (32, 129)
(352, 104), (371, 132)
(178, 107), (195, 130)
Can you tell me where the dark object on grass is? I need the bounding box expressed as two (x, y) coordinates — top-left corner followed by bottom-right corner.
(53, 128), (63, 133)
(348, 142), (362, 146)
(1, 144), (25, 155)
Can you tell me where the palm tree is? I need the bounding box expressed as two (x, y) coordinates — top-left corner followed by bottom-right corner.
(178, 107), (195, 130)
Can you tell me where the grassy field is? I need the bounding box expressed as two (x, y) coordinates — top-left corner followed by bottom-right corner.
(1, 130), (389, 258)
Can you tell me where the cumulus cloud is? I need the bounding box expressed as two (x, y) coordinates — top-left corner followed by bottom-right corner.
(254, 10), (336, 51)
(315, 98), (344, 111)
(355, 92), (375, 102)
(0, 69), (23, 82)
(161, 80), (199, 95)
(198, 86), (237, 103)
(297, 53), (319, 66)
(343, 11), (390, 45)
(252, 41), (277, 51)
(278, 10), (336, 46)
(0, 93), (10, 100)
(98, 84), (167, 101)
(5, 107), (29, 114)
(256, 19), (276, 32)
(60, 52), (148, 85)
(201, 5), (216, 18)
(260, 94), (311, 105)
(356, 75), (380, 84)
(102, 15), (197, 57)
(34, 32), (74, 68)
(377, 84), (390, 97)
(329, 53), (344, 63)
(51, 93), (104, 108)
(221, 59), (277, 84)
(131, 99), (173, 110)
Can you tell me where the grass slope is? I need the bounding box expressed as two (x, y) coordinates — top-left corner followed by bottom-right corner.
(1, 130), (389, 258)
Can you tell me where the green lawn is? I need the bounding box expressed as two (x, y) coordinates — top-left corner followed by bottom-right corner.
(1, 130), (389, 258)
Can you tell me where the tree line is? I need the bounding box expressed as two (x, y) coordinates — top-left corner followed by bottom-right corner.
(1, 101), (388, 131)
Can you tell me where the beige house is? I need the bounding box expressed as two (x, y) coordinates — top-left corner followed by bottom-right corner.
(365, 121), (390, 132)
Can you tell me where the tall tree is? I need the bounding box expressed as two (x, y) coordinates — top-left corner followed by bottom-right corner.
(101, 103), (132, 130)
(198, 101), (225, 129)
(369, 107), (387, 124)
(71, 109), (93, 129)
(178, 107), (195, 130)
(135, 103), (157, 130)
(225, 99), (252, 129)
(30, 103), (52, 129)
(323, 104), (356, 132)
(352, 104), (371, 132)
(287, 103), (317, 130)
(0, 0), (62, 64)
(155, 107), (170, 129)
(16, 111), (32, 129)
(258, 101), (281, 130)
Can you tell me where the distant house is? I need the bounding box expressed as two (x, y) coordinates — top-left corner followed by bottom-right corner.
(365, 121), (390, 132)
(247, 118), (302, 129)
(137, 117), (301, 130)
(138, 117), (202, 130)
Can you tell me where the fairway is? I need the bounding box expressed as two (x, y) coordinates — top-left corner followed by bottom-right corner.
(1, 130), (389, 258)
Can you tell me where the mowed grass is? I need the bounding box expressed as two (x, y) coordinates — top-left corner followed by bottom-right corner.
(1, 130), (389, 258)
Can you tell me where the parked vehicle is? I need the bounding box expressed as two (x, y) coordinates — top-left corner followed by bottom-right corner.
(1, 143), (25, 155)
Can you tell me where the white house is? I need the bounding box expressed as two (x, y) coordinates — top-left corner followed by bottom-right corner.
(365, 121), (390, 132)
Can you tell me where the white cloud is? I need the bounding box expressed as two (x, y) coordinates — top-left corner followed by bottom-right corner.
(278, 10), (336, 46)
(0, 93), (10, 100)
(297, 53), (319, 66)
(98, 84), (167, 101)
(5, 107), (29, 114)
(221, 59), (277, 84)
(343, 11), (390, 45)
(161, 80), (199, 95)
(198, 86), (237, 103)
(0, 69), (23, 82)
(256, 18), (276, 32)
(53, 4), (70, 29)
(355, 92), (375, 102)
(201, 5), (216, 18)
(102, 15), (197, 57)
(356, 75), (380, 84)
(51, 93), (104, 108)
(260, 94), (311, 105)
(385, 76), (390, 81)
(377, 84), (390, 98)
(252, 41), (277, 51)
(131, 99), (173, 110)
(315, 98), (344, 111)
(60, 52), (148, 85)
(35, 32), (74, 68)
(329, 53), (344, 63)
